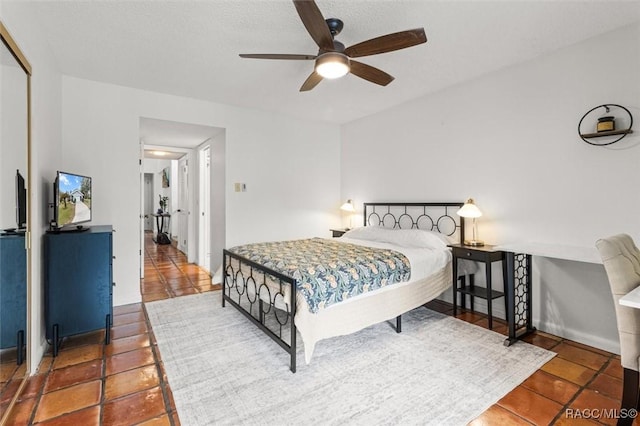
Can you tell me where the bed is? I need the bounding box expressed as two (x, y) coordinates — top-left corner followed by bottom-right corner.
(222, 202), (468, 372)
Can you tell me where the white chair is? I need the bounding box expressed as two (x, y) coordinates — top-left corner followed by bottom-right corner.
(596, 234), (640, 426)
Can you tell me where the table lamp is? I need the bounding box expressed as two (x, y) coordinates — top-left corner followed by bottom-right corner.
(456, 198), (484, 246)
(340, 199), (355, 229)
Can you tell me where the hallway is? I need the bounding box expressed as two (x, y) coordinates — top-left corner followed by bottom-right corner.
(141, 232), (220, 302)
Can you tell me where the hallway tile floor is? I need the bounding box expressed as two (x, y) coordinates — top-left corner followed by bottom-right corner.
(1, 233), (632, 425)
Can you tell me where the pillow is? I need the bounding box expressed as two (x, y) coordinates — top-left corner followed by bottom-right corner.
(342, 227), (456, 249)
(341, 226), (383, 240)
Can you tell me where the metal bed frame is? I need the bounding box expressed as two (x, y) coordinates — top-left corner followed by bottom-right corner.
(222, 202), (465, 373)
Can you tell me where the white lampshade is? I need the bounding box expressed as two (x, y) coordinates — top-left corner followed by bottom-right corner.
(456, 198), (484, 246)
(340, 199), (355, 212)
(456, 198), (483, 218)
(315, 52), (350, 79)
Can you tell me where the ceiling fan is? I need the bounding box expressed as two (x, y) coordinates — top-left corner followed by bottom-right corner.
(239, 0), (427, 92)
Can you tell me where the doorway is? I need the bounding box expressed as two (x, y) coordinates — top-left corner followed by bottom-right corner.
(139, 117), (226, 281)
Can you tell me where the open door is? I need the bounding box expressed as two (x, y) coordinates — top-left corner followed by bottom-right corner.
(177, 157), (189, 254)
(198, 146), (211, 272)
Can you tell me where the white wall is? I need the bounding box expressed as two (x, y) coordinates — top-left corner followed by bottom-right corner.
(62, 76), (341, 307)
(0, 4), (64, 373)
(341, 23), (640, 353)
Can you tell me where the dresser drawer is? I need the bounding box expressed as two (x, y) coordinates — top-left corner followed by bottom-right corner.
(451, 247), (487, 261)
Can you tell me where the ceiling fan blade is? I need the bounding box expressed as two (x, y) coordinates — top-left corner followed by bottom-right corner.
(344, 28), (427, 58)
(293, 0), (334, 51)
(239, 54), (316, 60)
(349, 60), (394, 86)
(300, 72), (323, 92)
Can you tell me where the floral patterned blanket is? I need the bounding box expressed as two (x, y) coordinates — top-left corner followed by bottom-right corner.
(229, 238), (411, 313)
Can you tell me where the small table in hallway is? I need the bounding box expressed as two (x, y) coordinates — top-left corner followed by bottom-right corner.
(151, 213), (171, 245)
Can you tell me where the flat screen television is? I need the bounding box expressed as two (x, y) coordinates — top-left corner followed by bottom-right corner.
(15, 170), (26, 230)
(53, 171), (92, 230)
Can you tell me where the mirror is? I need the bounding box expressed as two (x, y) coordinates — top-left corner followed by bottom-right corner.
(0, 21), (31, 423)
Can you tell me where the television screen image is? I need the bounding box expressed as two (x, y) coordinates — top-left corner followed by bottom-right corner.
(56, 171), (92, 228)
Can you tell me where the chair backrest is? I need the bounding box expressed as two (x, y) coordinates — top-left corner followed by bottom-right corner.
(596, 234), (640, 371)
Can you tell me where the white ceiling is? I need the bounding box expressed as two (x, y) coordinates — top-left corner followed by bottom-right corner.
(143, 149), (185, 160)
(24, 0), (640, 125)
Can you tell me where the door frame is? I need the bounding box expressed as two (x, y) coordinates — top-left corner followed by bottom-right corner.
(198, 145), (211, 272)
(140, 144), (196, 266)
(139, 140), (144, 278)
(177, 156), (189, 255)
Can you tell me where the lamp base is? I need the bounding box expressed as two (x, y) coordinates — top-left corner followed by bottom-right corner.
(464, 240), (485, 247)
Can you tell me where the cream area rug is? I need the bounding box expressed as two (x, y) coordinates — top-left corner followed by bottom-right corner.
(145, 292), (554, 426)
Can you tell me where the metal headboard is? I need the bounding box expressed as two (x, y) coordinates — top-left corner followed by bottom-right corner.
(363, 202), (466, 245)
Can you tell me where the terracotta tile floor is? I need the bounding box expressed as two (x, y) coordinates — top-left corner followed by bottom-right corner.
(423, 299), (634, 426)
(141, 233), (220, 303)
(1, 233), (633, 425)
(2, 233), (219, 425)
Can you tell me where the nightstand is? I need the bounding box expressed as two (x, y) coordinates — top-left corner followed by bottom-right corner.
(449, 244), (506, 330)
(330, 228), (349, 238)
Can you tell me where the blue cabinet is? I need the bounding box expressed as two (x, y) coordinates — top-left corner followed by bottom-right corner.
(0, 233), (27, 364)
(45, 225), (113, 355)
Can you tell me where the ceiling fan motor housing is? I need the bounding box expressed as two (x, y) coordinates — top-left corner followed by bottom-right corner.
(326, 18), (344, 37)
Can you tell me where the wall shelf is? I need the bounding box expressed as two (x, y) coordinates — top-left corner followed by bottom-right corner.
(578, 104), (633, 146)
(580, 129), (633, 139)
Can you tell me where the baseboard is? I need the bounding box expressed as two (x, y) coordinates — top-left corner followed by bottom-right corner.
(437, 291), (620, 354)
(437, 291), (507, 320)
(534, 318), (620, 355)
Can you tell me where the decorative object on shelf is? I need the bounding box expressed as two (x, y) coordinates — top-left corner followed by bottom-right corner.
(597, 116), (615, 132)
(456, 198), (484, 246)
(340, 199), (355, 229)
(158, 195), (168, 213)
(578, 104), (633, 146)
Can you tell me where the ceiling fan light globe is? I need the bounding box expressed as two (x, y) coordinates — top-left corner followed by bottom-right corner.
(315, 52), (350, 79)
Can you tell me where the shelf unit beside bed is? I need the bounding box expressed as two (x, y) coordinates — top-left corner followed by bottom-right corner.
(449, 244), (505, 330)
